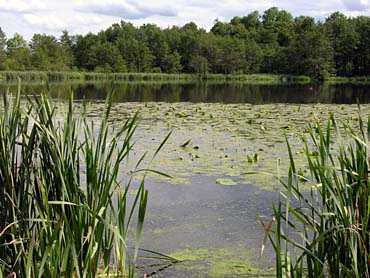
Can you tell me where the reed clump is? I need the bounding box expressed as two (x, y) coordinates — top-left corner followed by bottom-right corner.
(0, 83), (149, 277)
(264, 113), (370, 277)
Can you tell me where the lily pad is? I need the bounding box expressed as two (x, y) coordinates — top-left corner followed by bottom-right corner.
(216, 178), (238, 186)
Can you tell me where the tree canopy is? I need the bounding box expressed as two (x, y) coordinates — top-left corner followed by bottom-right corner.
(1, 8), (369, 79)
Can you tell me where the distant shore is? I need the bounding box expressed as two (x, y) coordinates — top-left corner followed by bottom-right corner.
(1, 71), (370, 84)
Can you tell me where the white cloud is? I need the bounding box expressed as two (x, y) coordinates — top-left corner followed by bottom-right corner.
(0, 0), (46, 12)
(342, 0), (369, 11)
(22, 11), (117, 36)
(24, 13), (67, 30)
(77, 0), (177, 19)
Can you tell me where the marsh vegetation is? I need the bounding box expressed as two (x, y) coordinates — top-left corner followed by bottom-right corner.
(264, 113), (370, 277)
(0, 85), (165, 277)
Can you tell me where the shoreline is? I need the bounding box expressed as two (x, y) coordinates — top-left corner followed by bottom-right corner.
(0, 71), (310, 84)
(1, 71), (370, 85)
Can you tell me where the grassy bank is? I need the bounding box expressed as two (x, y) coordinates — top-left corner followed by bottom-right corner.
(325, 75), (370, 84)
(264, 113), (370, 276)
(4, 70), (370, 84)
(0, 84), (161, 277)
(0, 71), (313, 84)
(197, 73), (311, 83)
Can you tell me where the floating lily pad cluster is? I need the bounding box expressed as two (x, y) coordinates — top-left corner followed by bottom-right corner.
(84, 102), (363, 190)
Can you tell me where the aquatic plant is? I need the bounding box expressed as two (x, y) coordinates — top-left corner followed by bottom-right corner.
(263, 112), (370, 277)
(0, 83), (153, 277)
(0, 71), (197, 83)
(0, 71), (313, 84)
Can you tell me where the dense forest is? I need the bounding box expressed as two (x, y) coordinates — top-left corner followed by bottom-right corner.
(0, 7), (369, 80)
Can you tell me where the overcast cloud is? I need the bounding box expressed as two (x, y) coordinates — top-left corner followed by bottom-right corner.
(341, 0), (369, 11)
(0, 0), (369, 39)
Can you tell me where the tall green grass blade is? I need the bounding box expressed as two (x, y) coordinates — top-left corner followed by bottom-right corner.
(153, 130), (172, 159)
(264, 111), (370, 277)
(0, 82), (165, 277)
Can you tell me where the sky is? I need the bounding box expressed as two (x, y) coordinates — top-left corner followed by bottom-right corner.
(0, 0), (369, 40)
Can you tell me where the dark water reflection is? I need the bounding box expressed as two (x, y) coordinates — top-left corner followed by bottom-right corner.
(1, 81), (370, 104)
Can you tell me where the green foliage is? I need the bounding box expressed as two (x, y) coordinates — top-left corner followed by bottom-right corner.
(286, 22), (335, 80)
(161, 51), (182, 73)
(4, 33), (31, 71)
(29, 33), (74, 71)
(352, 16), (370, 76)
(0, 28), (6, 70)
(264, 113), (370, 277)
(1, 8), (370, 78)
(189, 55), (209, 77)
(0, 84), (150, 277)
(325, 12), (359, 76)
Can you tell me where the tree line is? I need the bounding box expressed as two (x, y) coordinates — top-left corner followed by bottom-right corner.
(0, 7), (369, 80)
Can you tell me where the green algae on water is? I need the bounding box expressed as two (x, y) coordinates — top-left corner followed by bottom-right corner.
(169, 248), (275, 277)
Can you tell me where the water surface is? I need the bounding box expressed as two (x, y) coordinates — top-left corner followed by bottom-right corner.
(2, 81), (370, 104)
(3, 81), (370, 277)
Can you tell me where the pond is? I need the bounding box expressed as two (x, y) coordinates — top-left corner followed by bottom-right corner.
(2, 81), (369, 277)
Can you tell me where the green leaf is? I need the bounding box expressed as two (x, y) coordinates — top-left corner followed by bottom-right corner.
(216, 178), (238, 186)
(180, 139), (191, 148)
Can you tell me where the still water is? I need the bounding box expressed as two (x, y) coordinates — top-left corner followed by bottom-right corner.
(2, 81), (370, 104)
(3, 81), (370, 277)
